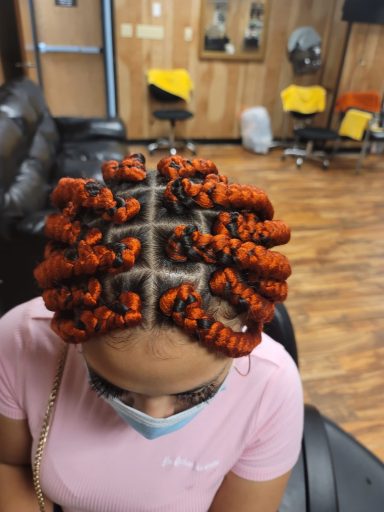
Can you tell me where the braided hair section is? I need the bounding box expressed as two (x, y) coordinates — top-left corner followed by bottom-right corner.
(34, 153), (291, 358)
(161, 155), (291, 356)
(34, 154), (146, 343)
(159, 284), (260, 358)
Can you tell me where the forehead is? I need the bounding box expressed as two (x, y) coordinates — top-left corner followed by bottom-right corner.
(82, 326), (230, 396)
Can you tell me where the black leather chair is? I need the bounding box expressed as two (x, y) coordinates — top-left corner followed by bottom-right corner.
(0, 78), (130, 313)
(264, 303), (384, 512)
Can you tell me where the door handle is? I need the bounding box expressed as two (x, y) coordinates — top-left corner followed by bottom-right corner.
(37, 42), (102, 54)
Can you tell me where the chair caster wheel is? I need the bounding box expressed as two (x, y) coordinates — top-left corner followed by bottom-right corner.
(296, 157), (303, 168)
(147, 143), (157, 155)
(322, 160), (330, 170)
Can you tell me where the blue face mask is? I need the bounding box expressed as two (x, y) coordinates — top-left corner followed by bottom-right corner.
(102, 379), (228, 440)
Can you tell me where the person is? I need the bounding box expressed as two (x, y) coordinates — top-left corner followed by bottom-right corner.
(0, 154), (303, 512)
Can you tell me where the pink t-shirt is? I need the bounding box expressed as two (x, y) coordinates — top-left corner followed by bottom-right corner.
(0, 298), (303, 512)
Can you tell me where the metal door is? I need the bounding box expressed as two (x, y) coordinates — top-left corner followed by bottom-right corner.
(15, 0), (116, 117)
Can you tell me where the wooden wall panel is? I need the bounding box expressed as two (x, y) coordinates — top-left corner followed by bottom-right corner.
(339, 23), (384, 96)
(115, 0), (383, 140)
(115, 0), (336, 139)
(319, 0), (348, 128)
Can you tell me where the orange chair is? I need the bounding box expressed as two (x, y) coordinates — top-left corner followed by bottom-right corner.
(335, 91), (381, 115)
(335, 91), (383, 172)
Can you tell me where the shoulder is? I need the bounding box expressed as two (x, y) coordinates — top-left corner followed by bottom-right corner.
(251, 332), (302, 413)
(0, 298), (64, 423)
(235, 332), (300, 391)
(0, 296), (53, 326)
(0, 297), (61, 375)
(227, 332), (303, 441)
(253, 332), (296, 367)
(228, 333), (304, 482)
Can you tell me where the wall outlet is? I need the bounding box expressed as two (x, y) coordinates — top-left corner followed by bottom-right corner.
(136, 24), (164, 40)
(120, 23), (133, 38)
(152, 2), (162, 17)
(184, 27), (193, 42)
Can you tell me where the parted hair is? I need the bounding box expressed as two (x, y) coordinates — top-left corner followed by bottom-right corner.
(33, 154), (291, 358)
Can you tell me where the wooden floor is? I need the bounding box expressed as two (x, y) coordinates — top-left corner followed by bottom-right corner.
(131, 143), (384, 461)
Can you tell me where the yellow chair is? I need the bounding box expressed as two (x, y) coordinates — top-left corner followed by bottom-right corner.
(147, 69), (196, 156)
(281, 85), (338, 169)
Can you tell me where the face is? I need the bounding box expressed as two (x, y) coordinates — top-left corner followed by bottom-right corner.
(82, 326), (232, 418)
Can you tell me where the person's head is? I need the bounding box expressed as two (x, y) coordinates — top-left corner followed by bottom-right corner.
(34, 154), (291, 417)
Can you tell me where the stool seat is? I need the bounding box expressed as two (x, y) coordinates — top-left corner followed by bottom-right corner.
(295, 127), (339, 141)
(153, 110), (193, 122)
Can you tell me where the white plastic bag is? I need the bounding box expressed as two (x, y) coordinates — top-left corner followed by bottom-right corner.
(241, 107), (272, 154)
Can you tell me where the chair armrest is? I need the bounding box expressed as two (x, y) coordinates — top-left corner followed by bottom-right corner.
(303, 404), (339, 512)
(54, 116), (127, 142)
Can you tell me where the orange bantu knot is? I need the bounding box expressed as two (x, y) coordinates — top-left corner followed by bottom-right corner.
(157, 155), (194, 180)
(51, 178), (116, 218)
(253, 279), (288, 302)
(166, 225), (217, 263)
(44, 213), (103, 246)
(34, 237), (141, 288)
(191, 158), (220, 176)
(159, 283), (262, 357)
(157, 155), (220, 180)
(42, 277), (102, 311)
(166, 225), (291, 281)
(164, 175), (274, 219)
(51, 177), (140, 224)
(209, 268), (274, 323)
(101, 196), (141, 224)
(102, 153), (147, 183)
(51, 291), (142, 343)
(212, 212), (290, 248)
(164, 174), (228, 210)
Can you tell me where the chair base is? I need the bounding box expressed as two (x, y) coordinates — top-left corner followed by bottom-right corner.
(148, 138), (197, 156)
(281, 142), (331, 170)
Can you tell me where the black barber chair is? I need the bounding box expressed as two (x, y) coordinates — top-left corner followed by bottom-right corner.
(264, 303), (384, 511)
(0, 78), (130, 313)
(147, 69), (196, 156)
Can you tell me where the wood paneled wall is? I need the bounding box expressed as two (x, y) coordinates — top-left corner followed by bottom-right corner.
(114, 0), (384, 140)
(339, 22), (384, 96)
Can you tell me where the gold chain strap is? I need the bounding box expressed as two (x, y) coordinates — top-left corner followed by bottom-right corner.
(32, 345), (69, 512)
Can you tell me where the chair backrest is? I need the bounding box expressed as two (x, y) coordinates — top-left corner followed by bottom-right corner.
(263, 302), (299, 367)
(147, 69), (193, 103)
(0, 78), (59, 235)
(148, 84), (183, 103)
(335, 91), (381, 114)
(281, 85), (326, 115)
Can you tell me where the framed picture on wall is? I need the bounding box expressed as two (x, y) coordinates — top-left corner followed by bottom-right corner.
(199, 0), (269, 61)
